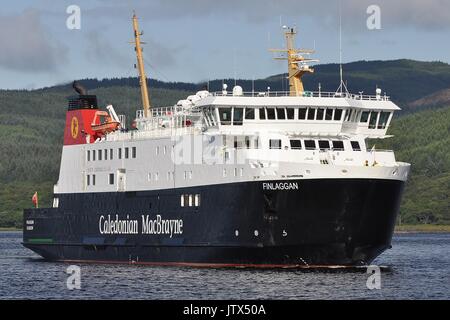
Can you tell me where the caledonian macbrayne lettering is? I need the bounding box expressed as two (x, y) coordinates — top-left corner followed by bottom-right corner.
(99, 214), (183, 237)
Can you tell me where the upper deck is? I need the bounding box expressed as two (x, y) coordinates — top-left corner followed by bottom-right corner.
(126, 88), (399, 141)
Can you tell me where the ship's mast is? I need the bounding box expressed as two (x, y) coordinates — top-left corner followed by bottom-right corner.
(132, 13), (151, 117)
(270, 27), (317, 96)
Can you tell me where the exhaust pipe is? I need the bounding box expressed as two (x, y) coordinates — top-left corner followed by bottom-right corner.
(72, 81), (87, 95)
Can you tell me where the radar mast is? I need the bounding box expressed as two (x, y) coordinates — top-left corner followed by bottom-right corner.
(270, 26), (318, 96)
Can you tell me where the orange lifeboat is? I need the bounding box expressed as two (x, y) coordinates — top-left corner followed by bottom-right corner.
(91, 111), (120, 137)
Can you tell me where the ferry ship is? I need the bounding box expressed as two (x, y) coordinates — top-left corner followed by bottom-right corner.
(22, 15), (410, 267)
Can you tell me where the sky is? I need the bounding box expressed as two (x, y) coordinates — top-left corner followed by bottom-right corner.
(0, 0), (449, 89)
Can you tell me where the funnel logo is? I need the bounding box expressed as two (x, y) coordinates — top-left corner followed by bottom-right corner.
(71, 117), (79, 139)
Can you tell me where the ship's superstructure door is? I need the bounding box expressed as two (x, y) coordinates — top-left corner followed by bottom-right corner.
(117, 169), (126, 192)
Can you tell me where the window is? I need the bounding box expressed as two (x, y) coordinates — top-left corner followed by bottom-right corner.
(132, 147), (136, 158)
(163, 146), (167, 155)
(110, 149), (113, 160)
(253, 138), (259, 149)
(317, 108), (325, 120)
(245, 136), (250, 149)
(118, 148), (122, 159)
(307, 108), (315, 120)
(269, 139), (282, 149)
(332, 141), (344, 150)
(318, 140), (331, 150)
(98, 150), (102, 161)
(325, 109), (333, 120)
(109, 173), (114, 185)
(223, 168), (227, 177)
(334, 109), (343, 121)
(345, 109), (352, 122)
(304, 140), (316, 150)
(180, 195), (185, 207)
(125, 147), (129, 159)
(286, 108), (294, 119)
(361, 111), (370, 123)
(267, 108), (275, 120)
(369, 112), (378, 129)
(219, 108), (232, 125)
(155, 172), (159, 181)
(156, 146), (160, 155)
(244, 108), (254, 120)
(276, 108), (286, 120)
(234, 168), (237, 177)
(188, 194), (193, 207)
(259, 108), (266, 120)
(351, 141), (361, 151)
(290, 140), (302, 150)
(148, 173), (152, 181)
(87, 150), (90, 162)
(378, 112), (390, 129)
(233, 107), (243, 125)
(194, 194), (200, 207)
(87, 175), (90, 186)
(298, 108), (307, 120)
(92, 150), (96, 161)
(104, 149), (108, 160)
(92, 174), (96, 186)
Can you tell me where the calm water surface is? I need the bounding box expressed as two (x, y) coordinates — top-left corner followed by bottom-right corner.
(0, 232), (449, 299)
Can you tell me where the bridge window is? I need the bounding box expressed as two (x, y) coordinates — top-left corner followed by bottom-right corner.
(304, 140), (316, 150)
(259, 108), (266, 120)
(267, 108), (276, 120)
(332, 141), (344, 150)
(318, 140), (331, 150)
(369, 112), (379, 129)
(219, 108), (232, 125)
(290, 140), (302, 150)
(317, 108), (325, 120)
(325, 109), (333, 120)
(276, 108), (286, 120)
(244, 108), (254, 120)
(233, 107), (243, 125)
(334, 109), (343, 121)
(378, 112), (390, 129)
(298, 108), (307, 120)
(287, 108), (294, 119)
(269, 139), (282, 149)
(361, 111), (370, 123)
(307, 108), (315, 120)
(351, 141), (361, 151)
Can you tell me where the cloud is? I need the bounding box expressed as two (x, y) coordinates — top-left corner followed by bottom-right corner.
(90, 0), (450, 31)
(85, 31), (128, 65)
(0, 9), (67, 72)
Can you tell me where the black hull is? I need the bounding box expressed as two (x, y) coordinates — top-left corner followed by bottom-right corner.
(23, 178), (406, 267)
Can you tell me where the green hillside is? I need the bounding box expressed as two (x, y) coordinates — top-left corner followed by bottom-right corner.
(0, 59), (449, 227)
(375, 106), (450, 225)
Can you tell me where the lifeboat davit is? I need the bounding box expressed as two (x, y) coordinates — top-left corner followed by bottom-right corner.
(91, 111), (120, 137)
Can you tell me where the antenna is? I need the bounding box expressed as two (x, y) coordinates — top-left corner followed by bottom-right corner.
(335, 0), (349, 96)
